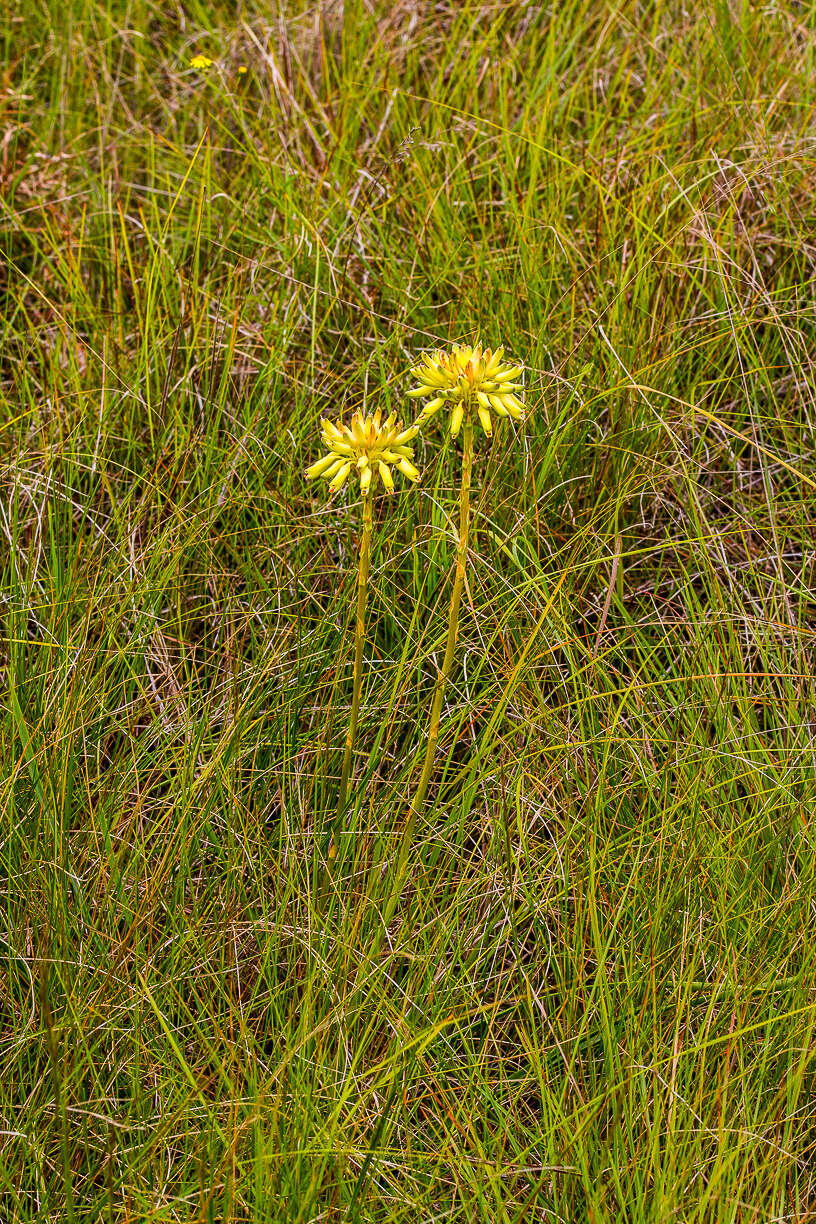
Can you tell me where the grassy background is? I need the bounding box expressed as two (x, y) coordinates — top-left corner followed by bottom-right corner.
(3, 0), (816, 1219)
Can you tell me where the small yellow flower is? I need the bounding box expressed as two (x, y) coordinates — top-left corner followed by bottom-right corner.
(189, 53), (214, 70)
(407, 342), (525, 438)
(306, 409), (420, 496)
(237, 65), (248, 74)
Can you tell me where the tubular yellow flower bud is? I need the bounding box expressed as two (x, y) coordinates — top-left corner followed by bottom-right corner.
(379, 462), (394, 492)
(419, 396), (445, 420)
(477, 404), (492, 435)
(306, 452), (339, 479)
(329, 461), (352, 491)
(306, 408), (421, 496)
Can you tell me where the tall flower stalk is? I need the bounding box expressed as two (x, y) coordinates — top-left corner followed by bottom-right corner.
(392, 343), (525, 892)
(306, 408), (420, 879)
(409, 412), (474, 819)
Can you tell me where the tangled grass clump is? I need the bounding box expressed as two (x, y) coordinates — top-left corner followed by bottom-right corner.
(6, 2), (816, 1217)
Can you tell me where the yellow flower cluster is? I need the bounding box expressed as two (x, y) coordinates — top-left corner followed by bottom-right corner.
(407, 342), (524, 437)
(306, 410), (420, 495)
(188, 54), (248, 75)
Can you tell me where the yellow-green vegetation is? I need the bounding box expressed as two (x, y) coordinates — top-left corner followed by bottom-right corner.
(2, 1), (816, 1221)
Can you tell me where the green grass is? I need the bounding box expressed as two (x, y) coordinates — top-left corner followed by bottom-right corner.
(2, 0), (816, 1219)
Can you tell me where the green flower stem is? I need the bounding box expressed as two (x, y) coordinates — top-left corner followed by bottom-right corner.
(390, 410), (474, 902)
(332, 492), (373, 864)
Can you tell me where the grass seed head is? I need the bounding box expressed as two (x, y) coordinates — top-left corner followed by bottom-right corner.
(407, 342), (525, 437)
(306, 409), (420, 495)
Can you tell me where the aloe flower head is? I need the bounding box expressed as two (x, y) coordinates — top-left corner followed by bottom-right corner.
(407, 342), (525, 438)
(306, 409), (420, 495)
